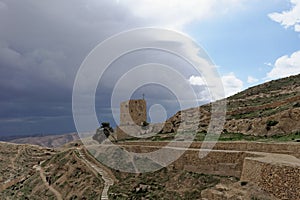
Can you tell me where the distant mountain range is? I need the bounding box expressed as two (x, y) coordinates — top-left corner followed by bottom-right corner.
(7, 133), (80, 148)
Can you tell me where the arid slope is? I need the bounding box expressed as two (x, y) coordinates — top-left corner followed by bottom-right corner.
(161, 74), (300, 136)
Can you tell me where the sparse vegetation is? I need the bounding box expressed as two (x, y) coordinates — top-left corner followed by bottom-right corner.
(142, 121), (149, 127)
(266, 120), (279, 127)
(130, 130), (300, 142)
(160, 74), (300, 136)
(266, 120), (279, 131)
(109, 168), (235, 199)
(0, 143), (104, 200)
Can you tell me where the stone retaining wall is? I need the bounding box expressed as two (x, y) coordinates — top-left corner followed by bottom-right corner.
(118, 141), (300, 198)
(120, 141), (300, 158)
(174, 150), (258, 178)
(120, 144), (261, 178)
(241, 155), (300, 199)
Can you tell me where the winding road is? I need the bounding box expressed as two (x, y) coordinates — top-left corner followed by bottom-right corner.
(77, 148), (115, 200)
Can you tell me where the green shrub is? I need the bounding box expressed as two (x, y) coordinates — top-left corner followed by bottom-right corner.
(266, 120), (278, 127)
(142, 121), (149, 127)
(293, 102), (300, 108)
(240, 181), (248, 186)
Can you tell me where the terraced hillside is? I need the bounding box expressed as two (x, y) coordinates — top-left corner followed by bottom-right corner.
(0, 142), (55, 191)
(2, 138), (299, 200)
(0, 142), (104, 199)
(161, 74), (300, 137)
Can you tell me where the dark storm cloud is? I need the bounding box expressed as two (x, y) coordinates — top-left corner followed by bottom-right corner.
(0, 0), (211, 136)
(0, 0), (145, 135)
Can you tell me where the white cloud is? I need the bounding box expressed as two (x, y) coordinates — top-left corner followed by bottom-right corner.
(188, 73), (243, 98)
(247, 76), (259, 84)
(268, 0), (300, 32)
(267, 1), (300, 80)
(266, 50), (300, 79)
(296, 24), (300, 31)
(121, 0), (246, 29)
(264, 62), (273, 67)
(221, 73), (243, 97)
(188, 75), (206, 86)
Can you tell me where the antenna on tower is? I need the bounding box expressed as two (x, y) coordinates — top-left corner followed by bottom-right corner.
(142, 93), (145, 100)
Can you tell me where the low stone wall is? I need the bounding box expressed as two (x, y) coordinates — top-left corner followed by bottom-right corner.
(120, 141), (300, 158)
(117, 141), (300, 198)
(241, 155), (300, 199)
(174, 150), (258, 178)
(116, 124), (164, 141)
(119, 144), (260, 178)
(115, 126), (135, 140)
(210, 142), (300, 158)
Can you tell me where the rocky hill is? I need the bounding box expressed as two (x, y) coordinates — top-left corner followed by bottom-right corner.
(161, 74), (300, 136)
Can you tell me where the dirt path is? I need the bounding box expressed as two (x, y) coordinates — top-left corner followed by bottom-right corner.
(34, 165), (63, 200)
(77, 148), (115, 200)
(11, 145), (23, 170)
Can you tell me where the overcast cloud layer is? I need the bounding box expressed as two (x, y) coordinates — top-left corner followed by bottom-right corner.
(0, 0), (145, 135)
(1, 0), (247, 136)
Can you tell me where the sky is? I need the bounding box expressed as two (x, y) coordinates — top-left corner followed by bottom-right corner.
(0, 0), (300, 136)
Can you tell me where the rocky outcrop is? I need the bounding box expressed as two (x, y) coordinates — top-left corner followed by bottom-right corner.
(224, 107), (300, 136)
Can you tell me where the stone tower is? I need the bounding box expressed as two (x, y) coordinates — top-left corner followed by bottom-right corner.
(117, 99), (147, 140)
(120, 99), (147, 126)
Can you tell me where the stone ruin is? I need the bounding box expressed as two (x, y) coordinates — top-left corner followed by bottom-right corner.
(116, 99), (147, 140)
(120, 99), (147, 126)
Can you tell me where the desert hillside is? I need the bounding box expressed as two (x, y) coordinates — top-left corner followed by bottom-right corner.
(161, 74), (300, 136)
(0, 142), (104, 199)
(0, 141), (281, 199)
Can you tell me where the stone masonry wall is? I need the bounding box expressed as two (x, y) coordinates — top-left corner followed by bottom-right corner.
(119, 144), (260, 178)
(120, 141), (300, 158)
(118, 141), (300, 198)
(241, 156), (300, 199)
(120, 99), (146, 126)
(117, 99), (147, 140)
